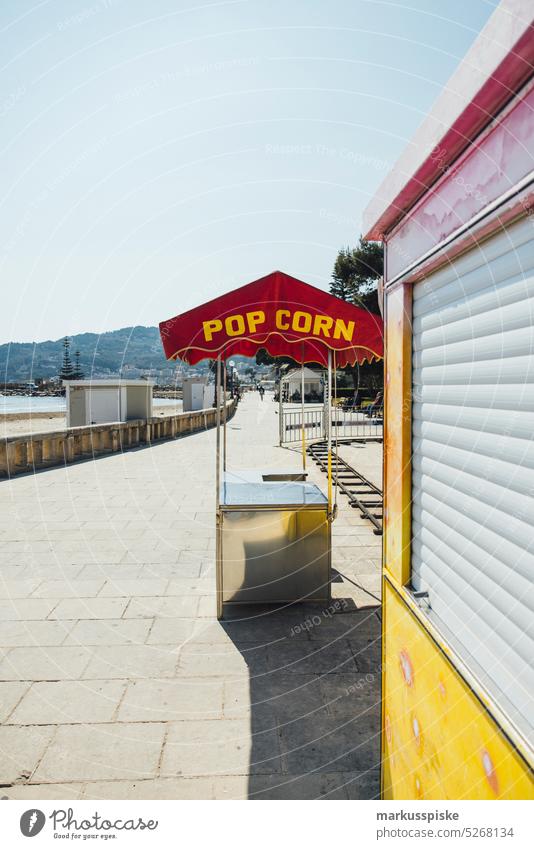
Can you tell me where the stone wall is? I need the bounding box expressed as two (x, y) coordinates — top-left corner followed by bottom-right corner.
(0, 399), (237, 479)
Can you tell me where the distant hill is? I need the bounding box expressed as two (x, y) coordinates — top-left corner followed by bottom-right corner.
(1, 326), (178, 382)
(0, 326), (256, 383)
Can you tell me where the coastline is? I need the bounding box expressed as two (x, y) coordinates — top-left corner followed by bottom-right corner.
(1, 403), (183, 438)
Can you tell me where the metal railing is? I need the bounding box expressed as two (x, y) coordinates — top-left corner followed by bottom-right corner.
(280, 403), (383, 443)
(280, 404), (324, 443)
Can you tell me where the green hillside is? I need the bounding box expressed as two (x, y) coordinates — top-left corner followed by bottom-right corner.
(0, 326), (256, 383)
(1, 326), (175, 382)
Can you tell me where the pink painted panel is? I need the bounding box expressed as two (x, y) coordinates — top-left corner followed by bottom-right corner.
(387, 85), (534, 280)
(364, 19), (534, 241)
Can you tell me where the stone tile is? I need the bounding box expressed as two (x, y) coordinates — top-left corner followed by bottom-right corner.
(0, 598), (58, 621)
(197, 596), (216, 617)
(348, 638), (382, 673)
(0, 725), (54, 784)
(0, 395), (383, 799)
(1, 782), (84, 800)
(266, 640), (358, 675)
(177, 643), (266, 678)
(0, 580), (43, 598)
(82, 645), (179, 680)
(279, 714), (380, 774)
(319, 674), (381, 722)
(49, 598), (128, 620)
(99, 579), (169, 597)
(192, 618), (302, 646)
(0, 681), (30, 721)
(8, 680), (126, 725)
(163, 577), (214, 596)
(0, 646), (92, 681)
(343, 769), (381, 800)
(124, 596), (199, 619)
(76, 565), (143, 581)
(32, 580), (105, 598)
(301, 609), (380, 640)
(248, 772), (351, 800)
(146, 617), (197, 644)
(161, 719), (282, 776)
(228, 668), (331, 730)
(32, 723), (166, 783)
(0, 620), (73, 647)
(118, 678), (223, 721)
(64, 619), (152, 646)
(80, 777), (214, 800)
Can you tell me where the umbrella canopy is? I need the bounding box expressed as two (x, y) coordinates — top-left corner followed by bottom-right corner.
(159, 270), (383, 367)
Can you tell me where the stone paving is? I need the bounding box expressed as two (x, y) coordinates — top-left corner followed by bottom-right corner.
(0, 393), (382, 800)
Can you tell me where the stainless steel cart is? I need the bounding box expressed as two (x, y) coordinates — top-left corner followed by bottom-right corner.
(216, 470), (331, 618)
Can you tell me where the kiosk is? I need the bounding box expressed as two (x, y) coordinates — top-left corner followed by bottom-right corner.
(64, 379), (153, 427)
(362, 0), (534, 798)
(159, 270), (383, 618)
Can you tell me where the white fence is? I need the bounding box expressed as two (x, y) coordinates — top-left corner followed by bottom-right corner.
(279, 403), (383, 444)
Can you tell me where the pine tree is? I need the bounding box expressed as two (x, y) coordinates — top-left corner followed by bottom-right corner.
(330, 237), (383, 313)
(73, 350), (85, 380)
(330, 238), (384, 392)
(330, 248), (354, 302)
(59, 337), (75, 381)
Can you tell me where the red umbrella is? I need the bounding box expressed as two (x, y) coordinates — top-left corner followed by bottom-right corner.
(159, 270), (383, 366)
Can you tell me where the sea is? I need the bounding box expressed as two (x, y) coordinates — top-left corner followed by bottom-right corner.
(0, 395), (181, 415)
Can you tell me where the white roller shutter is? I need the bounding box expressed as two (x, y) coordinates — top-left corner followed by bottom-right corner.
(411, 215), (534, 744)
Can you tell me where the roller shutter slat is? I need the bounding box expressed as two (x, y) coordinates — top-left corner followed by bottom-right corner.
(411, 215), (534, 743)
(412, 421), (534, 473)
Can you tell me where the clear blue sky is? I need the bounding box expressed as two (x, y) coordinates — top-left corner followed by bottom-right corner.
(0, 0), (497, 344)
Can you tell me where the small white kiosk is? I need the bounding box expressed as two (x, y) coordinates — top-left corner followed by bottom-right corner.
(280, 367), (324, 402)
(64, 380), (154, 427)
(182, 377), (213, 412)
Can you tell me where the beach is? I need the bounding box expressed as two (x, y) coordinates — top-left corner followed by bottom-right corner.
(1, 403), (183, 438)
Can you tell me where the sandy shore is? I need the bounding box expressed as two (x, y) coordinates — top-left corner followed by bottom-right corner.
(1, 404), (184, 438)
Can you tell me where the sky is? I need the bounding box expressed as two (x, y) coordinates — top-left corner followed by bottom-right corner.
(0, 0), (498, 344)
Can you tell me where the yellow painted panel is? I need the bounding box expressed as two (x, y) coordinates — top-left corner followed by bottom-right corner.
(384, 283), (412, 585)
(383, 580), (534, 799)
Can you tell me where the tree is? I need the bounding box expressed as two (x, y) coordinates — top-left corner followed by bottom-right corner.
(73, 350), (85, 380)
(330, 237), (384, 392)
(330, 237), (383, 314)
(59, 337), (75, 381)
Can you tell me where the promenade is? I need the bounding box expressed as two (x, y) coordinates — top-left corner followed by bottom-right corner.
(0, 393), (381, 800)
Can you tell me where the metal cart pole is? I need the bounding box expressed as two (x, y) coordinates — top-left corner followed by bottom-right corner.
(223, 359), (227, 472)
(279, 379), (283, 445)
(327, 348), (333, 516)
(301, 357), (306, 471)
(215, 355), (223, 619)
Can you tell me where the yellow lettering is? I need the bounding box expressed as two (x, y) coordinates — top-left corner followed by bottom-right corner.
(292, 311), (312, 333)
(276, 309), (291, 330)
(313, 314), (333, 337)
(246, 310), (266, 333)
(203, 319), (223, 342)
(333, 318), (355, 341)
(225, 314), (246, 336)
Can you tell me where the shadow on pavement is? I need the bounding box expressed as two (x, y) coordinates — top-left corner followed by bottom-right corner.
(220, 601), (382, 800)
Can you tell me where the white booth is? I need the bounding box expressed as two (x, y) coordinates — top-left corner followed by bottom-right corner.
(280, 367), (323, 402)
(64, 380), (154, 427)
(182, 377), (213, 411)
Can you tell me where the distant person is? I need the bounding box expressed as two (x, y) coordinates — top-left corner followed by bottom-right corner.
(367, 389), (383, 418)
(259, 386), (265, 400)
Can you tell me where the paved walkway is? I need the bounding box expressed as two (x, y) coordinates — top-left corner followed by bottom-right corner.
(0, 393), (381, 800)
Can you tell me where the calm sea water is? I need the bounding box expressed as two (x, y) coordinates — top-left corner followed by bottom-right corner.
(0, 395), (181, 415)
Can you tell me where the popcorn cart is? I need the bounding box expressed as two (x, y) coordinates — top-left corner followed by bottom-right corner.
(159, 270), (383, 618)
